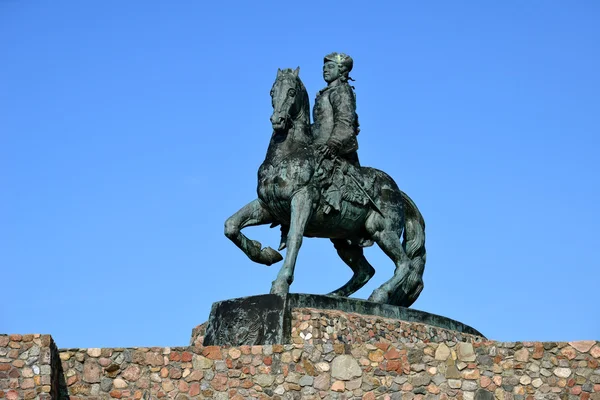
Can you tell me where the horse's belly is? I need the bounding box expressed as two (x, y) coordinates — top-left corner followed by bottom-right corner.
(304, 202), (367, 239)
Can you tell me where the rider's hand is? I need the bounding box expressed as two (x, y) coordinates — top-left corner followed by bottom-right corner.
(318, 140), (342, 159)
(327, 139), (342, 153)
(317, 144), (333, 158)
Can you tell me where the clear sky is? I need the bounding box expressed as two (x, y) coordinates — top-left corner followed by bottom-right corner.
(1, 1), (599, 348)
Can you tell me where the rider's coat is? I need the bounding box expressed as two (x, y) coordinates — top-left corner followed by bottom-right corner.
(312, 79), (360, 166)
(311, 79), (367, 214)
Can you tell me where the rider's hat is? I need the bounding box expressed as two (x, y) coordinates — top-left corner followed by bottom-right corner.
(324, 52), (353, 75)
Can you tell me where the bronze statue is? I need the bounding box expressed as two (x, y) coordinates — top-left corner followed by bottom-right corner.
(278, 53), (360, 249)
(224, 55), (426, 307)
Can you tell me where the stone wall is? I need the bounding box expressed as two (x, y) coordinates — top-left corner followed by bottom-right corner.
(2, 309), (600, 400)
(0, 334), (58, 400)
(54, 339), (600, 400)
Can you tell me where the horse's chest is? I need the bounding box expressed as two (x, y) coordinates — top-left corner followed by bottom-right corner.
(257, 159), (314, 217)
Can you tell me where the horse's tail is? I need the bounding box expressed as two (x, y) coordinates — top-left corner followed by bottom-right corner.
(400, 190), (426, 307)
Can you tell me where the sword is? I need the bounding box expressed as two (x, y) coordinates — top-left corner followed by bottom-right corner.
(333, 156), (384, 216)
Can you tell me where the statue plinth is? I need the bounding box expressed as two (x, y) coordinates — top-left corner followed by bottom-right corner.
(200, 294), (484, 346)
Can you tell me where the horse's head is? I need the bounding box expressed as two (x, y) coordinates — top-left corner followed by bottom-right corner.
(270, 67), (309, 131)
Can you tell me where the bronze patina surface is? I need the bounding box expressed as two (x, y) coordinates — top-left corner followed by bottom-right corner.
(225, 54), (426, 307)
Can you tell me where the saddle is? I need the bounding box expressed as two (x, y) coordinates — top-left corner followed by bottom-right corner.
(315, 156), (372, 214)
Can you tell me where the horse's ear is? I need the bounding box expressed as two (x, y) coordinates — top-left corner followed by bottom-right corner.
(277, 68), (282, 77)
(293, 67), (300, 77)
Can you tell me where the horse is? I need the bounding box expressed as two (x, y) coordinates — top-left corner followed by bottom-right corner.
(224, 67), (426, 307)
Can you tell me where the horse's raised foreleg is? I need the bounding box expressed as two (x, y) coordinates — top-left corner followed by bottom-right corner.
(327, 239), (375, 297)
(270, 187), (315, 295)
(224, 199), (283, 266)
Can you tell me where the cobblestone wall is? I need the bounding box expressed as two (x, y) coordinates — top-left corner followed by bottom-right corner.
(289, 308), (483, 345)
(3, 309), (599, 400)
(54, 339), (600, 400)
(0, 334), (57, 400)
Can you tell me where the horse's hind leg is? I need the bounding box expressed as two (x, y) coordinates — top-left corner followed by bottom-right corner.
(365, 211), (414, 306)
(328, 239), (375, 297)
(224, 199), (283, 266)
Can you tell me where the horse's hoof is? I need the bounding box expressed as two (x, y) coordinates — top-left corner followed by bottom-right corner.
(262, 247), (283, 266)
(367, 289), (389, 304)
(326, 290), (345, 297)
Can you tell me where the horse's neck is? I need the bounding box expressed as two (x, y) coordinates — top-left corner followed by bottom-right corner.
(290, 107), (311, 143)
(264, 116), (311, 165)
(289, 118), (311, 146)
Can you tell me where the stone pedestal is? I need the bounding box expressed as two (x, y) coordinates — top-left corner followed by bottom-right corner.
(201, 294), (484, 346)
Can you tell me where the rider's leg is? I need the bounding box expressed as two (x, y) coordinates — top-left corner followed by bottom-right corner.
(278, 224), (289, 251)
(224, 199), (283, 266)
(328, 239), (375, 297)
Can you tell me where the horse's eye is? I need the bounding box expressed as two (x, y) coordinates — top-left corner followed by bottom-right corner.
(288, 89), (296, 97)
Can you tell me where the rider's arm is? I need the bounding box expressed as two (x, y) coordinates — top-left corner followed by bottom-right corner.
(329, 86), (358, 155)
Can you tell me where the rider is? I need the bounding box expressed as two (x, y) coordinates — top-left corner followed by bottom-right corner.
(313, 52), (360, 167)
(278, 53), (362, 250)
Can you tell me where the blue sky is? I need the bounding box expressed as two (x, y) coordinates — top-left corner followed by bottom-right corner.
(1, 1), (599, 348)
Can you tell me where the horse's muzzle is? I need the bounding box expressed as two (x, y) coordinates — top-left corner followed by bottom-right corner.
(270, 114), (287, 131)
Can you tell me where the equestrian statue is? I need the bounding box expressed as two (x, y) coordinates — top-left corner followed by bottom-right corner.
(224, 53), (426, 307)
